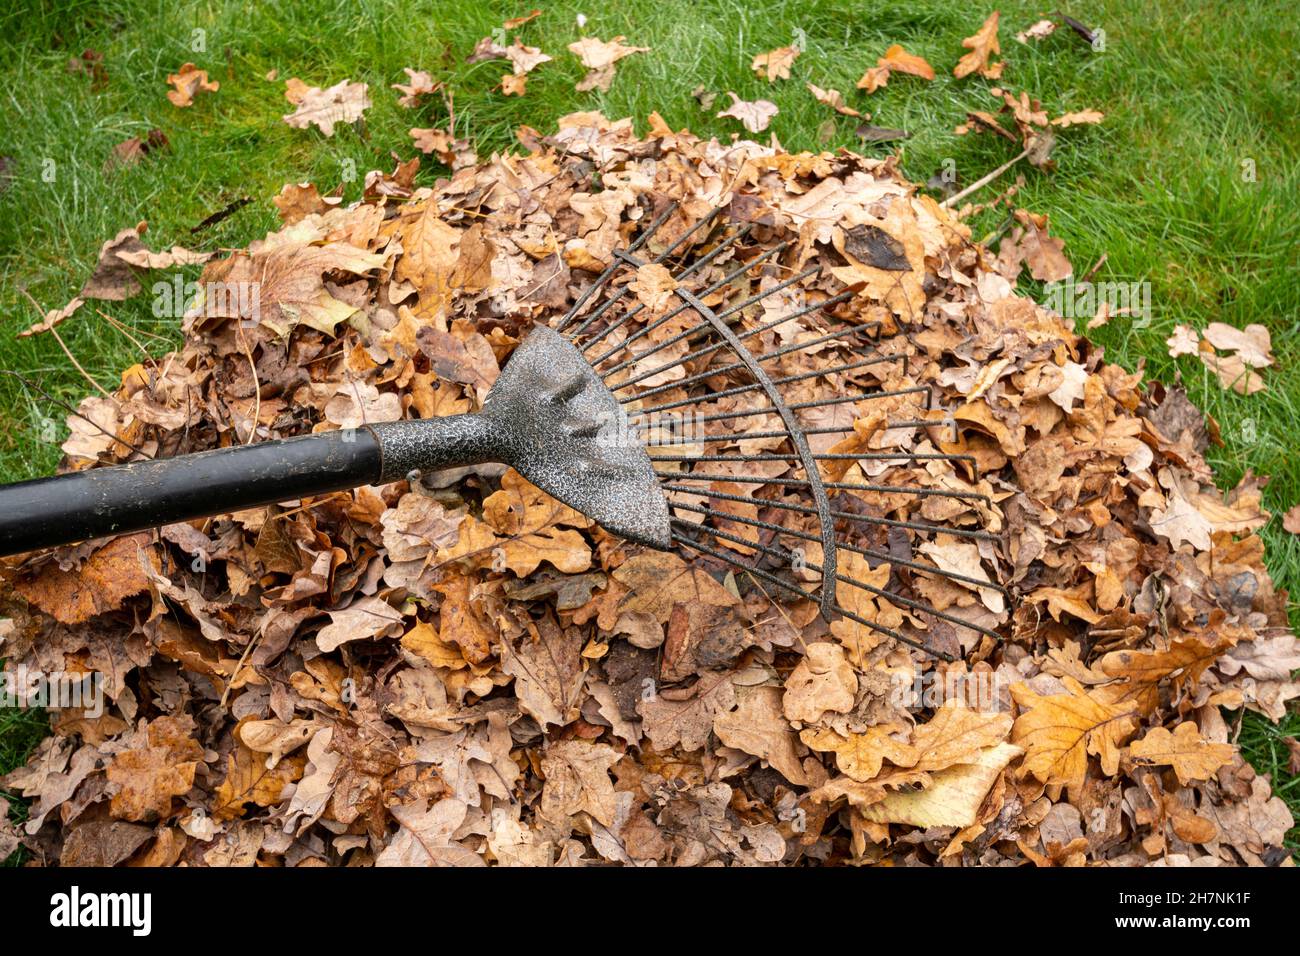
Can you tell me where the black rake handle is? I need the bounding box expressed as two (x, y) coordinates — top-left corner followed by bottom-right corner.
(0, 416), (495, 558)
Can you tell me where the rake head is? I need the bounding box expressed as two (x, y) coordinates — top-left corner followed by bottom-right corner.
(552, 201), (1006, 661)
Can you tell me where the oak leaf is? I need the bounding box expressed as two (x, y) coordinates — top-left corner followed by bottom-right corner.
(717, 92), (779, 133)
(1011, 676), (1139, 790)
(283, 79), (371, 136)
(1129, 722), (1236, 785)
(953, 12), (1004, 79)
(107, 715), (205, 821)
(166, 63), (218, 107)
(751, 45), (800, 82)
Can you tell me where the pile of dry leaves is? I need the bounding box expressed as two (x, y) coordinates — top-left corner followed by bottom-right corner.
(1, 111), (1296, 867)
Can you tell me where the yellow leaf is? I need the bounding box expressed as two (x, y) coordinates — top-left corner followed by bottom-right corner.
(858, 742), (1021, 828)
(1129, 722), (1236, 785)
(1011, 676), (1138, 790)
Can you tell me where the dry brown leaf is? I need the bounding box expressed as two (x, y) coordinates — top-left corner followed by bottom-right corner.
(166, 63), (218, 107)
(806, 83), (861, 117)
(107, 715), (205, 821)
(953, 11), (1004, 80)
(1129, 722), (1237, 785)
(14, 533), (158, 624)
(716, 92), (778, 133)
(1011, 676), (1139, 790)
(283, 79), (371, 136)
(751, 45), (800, 82)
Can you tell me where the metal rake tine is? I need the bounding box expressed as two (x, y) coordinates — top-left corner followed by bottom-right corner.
(588, 239), (789, 366)
(579, 221), (755, 351)
(661, 482), (999, 542)
(670, 531), (953, 659)
(622, 320), (881, 404)
(639, 425), (849, 442)
(555, 201), (678, 333)
(657, 472), (990, 502)
(601, 265), (825, 384)
(651, 451), (977, 464)
(629, 355), (905, 415)
(678, 521), (1003, 641)
(568, 207), (726, 339)
(666, 394), (936, 428)
(667, 503), (1008, 596)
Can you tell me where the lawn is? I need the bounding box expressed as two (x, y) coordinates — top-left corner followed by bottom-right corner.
(1, 0), (1297, 853)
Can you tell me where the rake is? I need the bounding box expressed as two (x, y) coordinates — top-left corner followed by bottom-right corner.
(0, 201), (1004, 659)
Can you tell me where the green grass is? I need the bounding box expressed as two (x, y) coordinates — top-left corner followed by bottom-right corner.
(0, 0), (1297, 852)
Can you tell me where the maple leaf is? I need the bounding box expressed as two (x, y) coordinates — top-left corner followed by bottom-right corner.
(14, 532), (158, 624)
(166, 62), (218, 107)
(953, 11), (1005, 80)
(282, 79), (371, 136)
(107, 715), (205, 821)
(751, 45), (800, 82)
(716, 92), (778, 133)
(1011, 676), (1139, 790)
(1129, 722), (1236, 785)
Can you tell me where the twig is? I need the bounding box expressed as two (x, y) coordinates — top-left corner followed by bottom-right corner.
(940, 146), (1031, 210)
(18, 288), (111, 398)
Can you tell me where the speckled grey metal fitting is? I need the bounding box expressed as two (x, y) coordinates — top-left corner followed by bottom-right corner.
(371, 323), (671, 550)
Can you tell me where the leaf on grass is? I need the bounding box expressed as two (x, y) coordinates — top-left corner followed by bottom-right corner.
(283, 79), (371, 136)
(1166, 324), (1199, 357)
(392, 68), (442, 108)
(716, 92), (778, 133)
(1051, 109), (1104, 128)
(953, 11), (1004, 80)
(751, 45), (800, 82)
(568, 36), (648, 91)
(807, 83), (861, 117)
(166, 63), (218, 107)
(857, 44), (935, 93)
